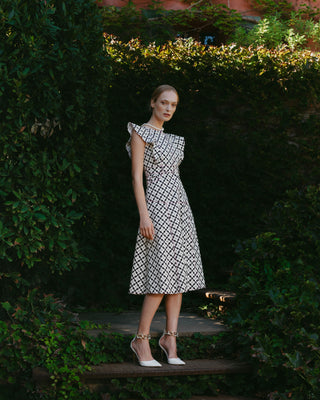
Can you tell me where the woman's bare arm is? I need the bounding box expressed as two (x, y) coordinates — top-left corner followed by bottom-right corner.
(131, 131), (155, 240)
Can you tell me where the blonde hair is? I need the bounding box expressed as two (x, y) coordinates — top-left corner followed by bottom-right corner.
(151, 85), (179, 103)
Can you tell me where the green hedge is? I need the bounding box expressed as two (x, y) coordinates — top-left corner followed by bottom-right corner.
(0, 290), (98, 399)
(228, 185), (320, 399)
(0, 0), (111, 397)
(0, 0), (109, 303)
(67, 37), (320, 307)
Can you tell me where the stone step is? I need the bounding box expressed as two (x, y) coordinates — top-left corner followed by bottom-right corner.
(180, 397), (257, 400)
(103, 397), (258, 400)
(119, 397), (258, 400)
(33, 359), (251, 385)
(202, 290), (236, 303)
(80, 311), (227, 337)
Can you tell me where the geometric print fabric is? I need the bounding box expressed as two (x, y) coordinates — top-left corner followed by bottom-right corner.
(126, 122), (206, 294)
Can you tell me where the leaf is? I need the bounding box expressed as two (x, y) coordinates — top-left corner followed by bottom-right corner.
(57, 241), (67, 249)
(8, 9), (15, 20)
(62, 2), (67, 16)
(67, 211), (83, 220)
(1, 301), (12, 312)
(35, 213), (47, 221)
(73, 164), (81, 173)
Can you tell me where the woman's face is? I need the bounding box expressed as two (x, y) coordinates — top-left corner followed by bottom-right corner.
(151, 90), (178, 124)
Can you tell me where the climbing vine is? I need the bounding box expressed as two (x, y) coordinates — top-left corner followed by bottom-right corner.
(250, 0), (320, 19)
(99, 0), (241, 44)
(250, 0), (293, 17)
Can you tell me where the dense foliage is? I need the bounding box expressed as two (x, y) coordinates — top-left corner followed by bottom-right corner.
(250, 0), (294, 17)
(0, 290), (97, 399)
(99, 0), (241, 44)
(250, 0), (320, 19)
(108, 373), (255, 399)
(98, 0), (320, 50)
(232, 13), (320, 50)
(0, 0), (109, 301)
(228, 185), (320, 399)
(0, 0), (110, 398)
(66, 36), (320, 308)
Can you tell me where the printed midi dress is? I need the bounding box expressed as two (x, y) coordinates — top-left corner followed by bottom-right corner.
(126, 122), (205, 294)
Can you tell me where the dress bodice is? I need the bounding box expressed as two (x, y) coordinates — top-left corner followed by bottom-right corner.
(126, 122), (185, 178)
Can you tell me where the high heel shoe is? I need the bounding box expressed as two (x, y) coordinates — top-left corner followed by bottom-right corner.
(130, 333), (162, 367)
(159, 331), (185, 365)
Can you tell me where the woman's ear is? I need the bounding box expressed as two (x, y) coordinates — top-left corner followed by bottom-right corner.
(150, 99), (155, 109)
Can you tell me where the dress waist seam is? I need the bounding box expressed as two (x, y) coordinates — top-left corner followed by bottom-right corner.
(147, 199), (187, 205)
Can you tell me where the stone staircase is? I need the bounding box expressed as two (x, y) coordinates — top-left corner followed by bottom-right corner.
(33, 359), (250, 382)
(33, 360), (254, 399)
(33, 290), (259, 400)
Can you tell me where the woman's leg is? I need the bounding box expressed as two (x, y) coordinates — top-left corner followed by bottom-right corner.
(159, 293), (183, 358)
(131, 293), (164, 361)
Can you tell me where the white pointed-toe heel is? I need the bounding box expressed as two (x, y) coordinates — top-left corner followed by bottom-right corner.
(159, 331), (185, 365)
(130, 333), (162, 367)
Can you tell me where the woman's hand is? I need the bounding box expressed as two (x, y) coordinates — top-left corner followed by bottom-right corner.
(140, 215), (155, 240)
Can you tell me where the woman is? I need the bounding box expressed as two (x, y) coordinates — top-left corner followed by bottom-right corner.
(126, 85), (205, 367)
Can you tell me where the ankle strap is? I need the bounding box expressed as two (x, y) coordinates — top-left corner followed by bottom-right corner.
(136, 333), (151, 340)
(164, 331), (179, 337)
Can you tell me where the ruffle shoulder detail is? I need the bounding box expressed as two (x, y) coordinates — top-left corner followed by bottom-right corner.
(126, 122), (159, 158)
(170, 134), (185, 154)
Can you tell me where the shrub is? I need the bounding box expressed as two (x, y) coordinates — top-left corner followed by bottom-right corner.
(0, 0), (110, 396)
(232, 13), (320, 50)
(0, 289), (99, 399)
(108, 374), (255, 400)
(99, 0), (241, 44)
(0, 0), (109, 301)
(250, 0), (320, 20)
(250, 0), (294, 18)
(228, 185), (320, 399)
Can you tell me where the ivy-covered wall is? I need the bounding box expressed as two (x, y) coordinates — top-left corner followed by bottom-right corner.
(99, 2), (241, 44)
(0, 0), (111, 397)
(0, 0), (110, 304)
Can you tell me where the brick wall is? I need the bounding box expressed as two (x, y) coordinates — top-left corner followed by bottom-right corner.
(97, 0), (320, 15)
